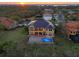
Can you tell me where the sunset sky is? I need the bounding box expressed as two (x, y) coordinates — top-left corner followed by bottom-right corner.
(0, 2), (79, 5)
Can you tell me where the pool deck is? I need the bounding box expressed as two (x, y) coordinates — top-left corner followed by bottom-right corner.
(28, 36), (44, 43)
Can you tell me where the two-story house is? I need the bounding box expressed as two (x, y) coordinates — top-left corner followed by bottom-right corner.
(28, 19), (55, 43)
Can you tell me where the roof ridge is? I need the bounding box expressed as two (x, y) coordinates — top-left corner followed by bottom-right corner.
(28, 20), (36, 26)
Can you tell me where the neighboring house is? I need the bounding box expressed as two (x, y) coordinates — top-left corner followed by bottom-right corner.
(43, 13), (53, 21)
(35, 14), (42, 19)
(43, 9), (53, 21)
(68, 10), (75, 14)
(70, 13), (79, 20)
(28, 19), (55, 43)
(63, 21), (79, 41)
(54, 12), (65, 24)
(0, 17), (17, 30)
(23, 16), (36, 21)
(44, 9), (53, 13)
(18, 19), (30, 27)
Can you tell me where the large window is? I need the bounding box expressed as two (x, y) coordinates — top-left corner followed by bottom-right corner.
(39, 32), (42, 35)
(43, 32), (46, 35)
(35, 32), (38, 35)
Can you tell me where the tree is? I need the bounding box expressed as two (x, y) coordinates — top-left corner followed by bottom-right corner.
(9, 15), (21, 21)
(21, 26), (29, 35)
(0, 23), (5, 31)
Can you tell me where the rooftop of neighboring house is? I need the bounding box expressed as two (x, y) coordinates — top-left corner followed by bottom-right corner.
(64, 21), (79, 32)
(43, 9), (53, 14)
(28, 19), (54, 29)
(43, 13), (52, 16)
(68, 12), (79, 17)
(0, 17), (16, 29)
(44, 9), (53, 12)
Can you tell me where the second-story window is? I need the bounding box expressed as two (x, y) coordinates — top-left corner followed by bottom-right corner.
(39, 28), (43, 31)
(49, 29), (52, 31)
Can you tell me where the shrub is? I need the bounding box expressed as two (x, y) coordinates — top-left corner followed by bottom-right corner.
(0, 23), (5, 31)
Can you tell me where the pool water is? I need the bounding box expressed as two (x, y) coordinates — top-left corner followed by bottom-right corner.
(41, 38), (55, 42)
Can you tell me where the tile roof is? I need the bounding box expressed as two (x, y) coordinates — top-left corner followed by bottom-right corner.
(47, 25), (54, 29)
(65, 21), (79, 32)
(0, 17), (15, 29)
(34, 19), (49, 28)
(33, 19), (54, 29)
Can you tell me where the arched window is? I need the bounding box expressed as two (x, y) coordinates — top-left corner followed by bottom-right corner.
(39, 32), (42, 35)
(43, 32), (46, 35)
(35, 32), (38, 35)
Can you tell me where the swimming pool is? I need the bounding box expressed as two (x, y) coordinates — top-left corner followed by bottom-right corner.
(41, 38), (55, 42)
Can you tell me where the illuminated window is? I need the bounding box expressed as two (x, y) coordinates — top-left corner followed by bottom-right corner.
(39, 32), (42, 35)
(43, 32), (46, 35)
(35, 32), (38, 35)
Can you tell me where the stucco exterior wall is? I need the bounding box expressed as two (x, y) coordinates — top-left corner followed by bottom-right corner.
(29, 26), (54, 38)
(46, 29), (54, 38)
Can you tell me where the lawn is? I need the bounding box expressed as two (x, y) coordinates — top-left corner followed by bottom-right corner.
(0, 28), (26, 44)
(0, 28), (79, 57)
(0, 28), (27, 56)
